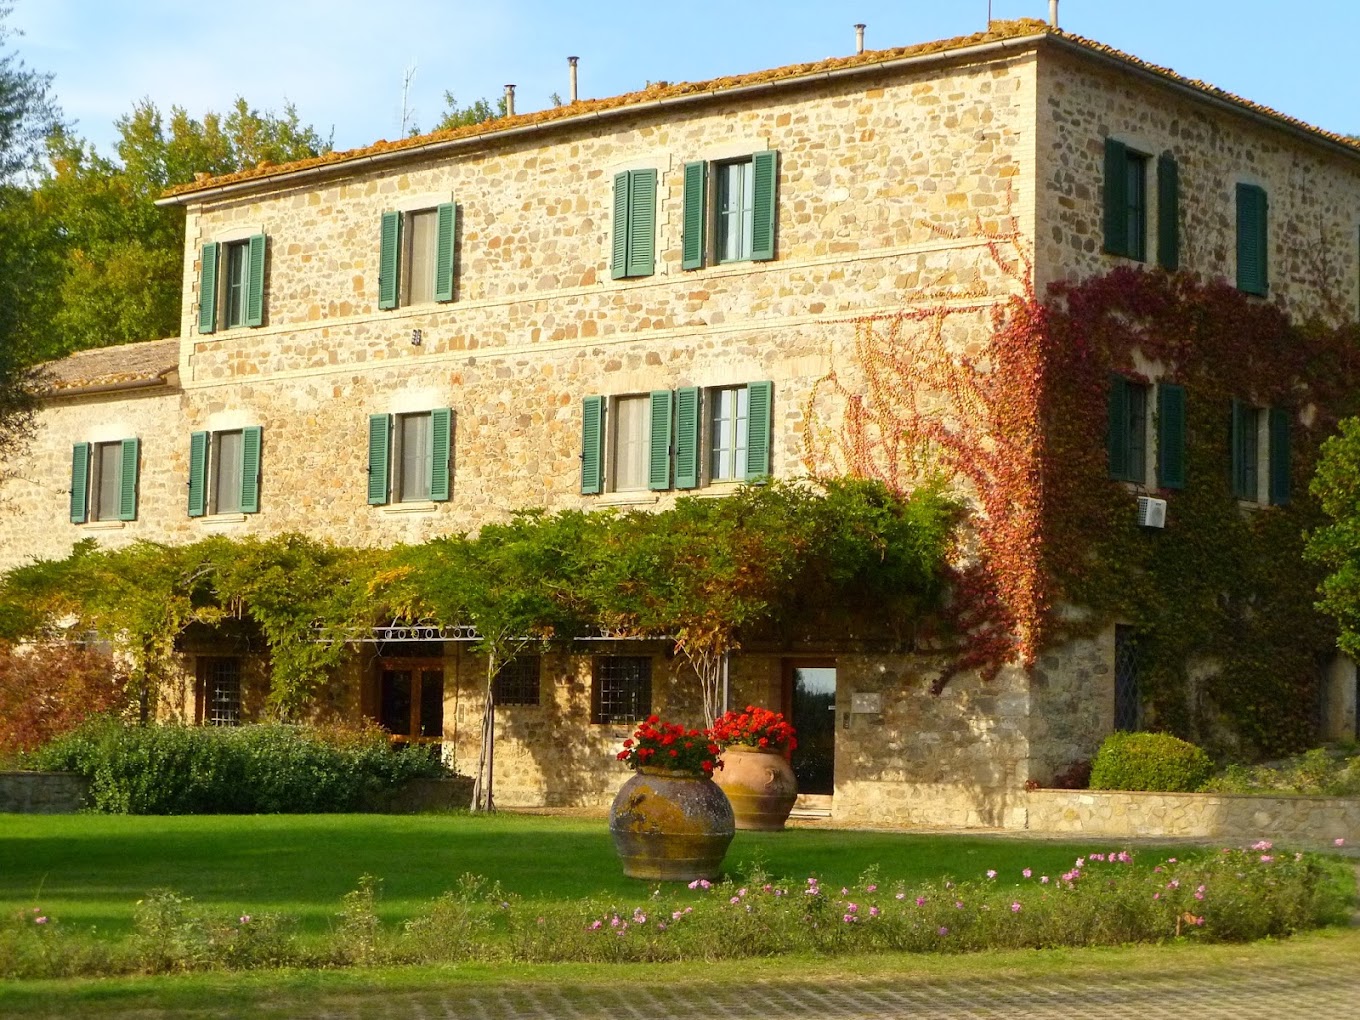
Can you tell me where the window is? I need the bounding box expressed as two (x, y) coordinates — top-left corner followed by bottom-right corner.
(376, 662), (444, 743)
(198, 234), (266, 334)
(378, 204), (457, 309)
(69, 438), (139, 524)
(1113, 626), (1141, 732)
(367, 409), (453, 505)
(188, 427), (262, 517)
(197, 657), (242, 727)
(612, 395), (651, 492)
(580, 383), (773, 494)
(709, 386), (749, 481)
(682, 151), (779, 270)
(1103, 139), (1148, 261)
(1107, 376), (1149, 483)
(1236, 183), (1269, 296)
(592, 656), (651, 725)
(1231, 400), (1291, 504)
(494, 655), (541, 706)
(611, 169), (657, 280)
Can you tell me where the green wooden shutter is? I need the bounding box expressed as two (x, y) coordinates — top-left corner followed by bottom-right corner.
(745, 381), (773, 481)
(682, 161), (707, 270)
(1269, 407), (1291, 505)
(1157, 153), (1180, 272)
(188, 431), (209, 517)
(239, 425), (262, 513)
(118, 437), (140, 521)
(751, 150), (778, 262)
(1104, 139), (1129, 257)
(434, 203), (457, 302)
(379, 211), (401, 308)
(1236, 184), (1268, 296)
(626, 169), (656, 278)
(430, 408), (452, 501)
(198, 243), (219, 335)
(610, 173), (630, 280)
(1230, 398), (1251, 499)
(581, 396), (604, 494)
(1156, 383), (1185, 490)
(1107, 375), (1130, 480)
(368, 414), (391, 505)
(70, 443), (90, 524)
(245, 234), (266, 327)
(648, 390), (673, 491)
(674, 387), (701, 489)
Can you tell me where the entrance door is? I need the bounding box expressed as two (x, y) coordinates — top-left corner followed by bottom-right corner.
(378, 661), (444, 745)
(784, 661), (836, 795)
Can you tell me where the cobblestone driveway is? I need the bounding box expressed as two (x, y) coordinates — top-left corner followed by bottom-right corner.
(254, 951), (1355, 1020)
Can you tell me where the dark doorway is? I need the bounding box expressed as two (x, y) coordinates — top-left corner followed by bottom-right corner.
(783, 660), (836, 795)
(378, 660), (444, 745)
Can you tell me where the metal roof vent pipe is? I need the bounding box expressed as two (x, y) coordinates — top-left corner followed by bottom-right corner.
(504, 84), (516, 117)
(854, 23), (866, 55)
(1049, 0), (1059, 28)
(568, 56), (579, 103)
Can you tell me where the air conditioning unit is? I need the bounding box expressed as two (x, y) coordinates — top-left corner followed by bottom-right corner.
(1137, 496), (1167, 529)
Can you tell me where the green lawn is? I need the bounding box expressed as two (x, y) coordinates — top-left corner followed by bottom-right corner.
(1, 812), (1162, 937)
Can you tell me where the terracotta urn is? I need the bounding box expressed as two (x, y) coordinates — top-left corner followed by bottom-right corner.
(608, 767), (735, 881)
(714, 745), (798, 831)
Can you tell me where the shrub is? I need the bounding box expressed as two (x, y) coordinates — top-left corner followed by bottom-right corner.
(0, 641), (130, 762)
(1200, 745), (1360, 796)
(1089, 732), (1214, 792)
(29, 718), (452, 813)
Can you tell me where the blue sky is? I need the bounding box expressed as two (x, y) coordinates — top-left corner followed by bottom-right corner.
(9, 1), (1359, 158)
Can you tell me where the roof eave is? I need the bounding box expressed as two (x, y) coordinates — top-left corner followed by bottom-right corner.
(155, 33), (1048, 208)
(1044, 34), (1360, 165)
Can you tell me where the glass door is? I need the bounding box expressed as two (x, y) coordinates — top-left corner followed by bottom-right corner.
(378, 661), (444, 745)
(784, 662), (836, 795)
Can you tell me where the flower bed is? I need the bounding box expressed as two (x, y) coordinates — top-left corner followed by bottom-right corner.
(1, 844), (1349, 978)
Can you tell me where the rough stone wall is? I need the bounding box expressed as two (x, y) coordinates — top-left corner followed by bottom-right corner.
(0, 772), (89, 813)
(1035, 47), (1360, 321)
(1026, 630), (1112, 785)
(1026, 788), (1359, 845)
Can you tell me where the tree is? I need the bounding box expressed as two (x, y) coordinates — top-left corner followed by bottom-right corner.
(0, 4), (60, 459)
(430, 91), (506, 133)
(14, 98), (332, 364)
(1306, 416), (1360, 660)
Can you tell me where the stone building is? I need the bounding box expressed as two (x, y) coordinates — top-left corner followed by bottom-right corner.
(4, 18), (1359, 824)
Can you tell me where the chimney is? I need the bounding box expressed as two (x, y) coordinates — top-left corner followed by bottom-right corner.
(568, 56), (579, 103)
(1049, 0), (1059, 28)
(504, 84), (516, 117)
(854, 23), (866, 55)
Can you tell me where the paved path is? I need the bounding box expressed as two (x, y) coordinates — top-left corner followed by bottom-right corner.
(272, 957), (1358, 1020)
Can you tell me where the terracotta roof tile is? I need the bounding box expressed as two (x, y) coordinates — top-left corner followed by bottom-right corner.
(41, 338), (180, 394)
(162, 18), (1360, 202)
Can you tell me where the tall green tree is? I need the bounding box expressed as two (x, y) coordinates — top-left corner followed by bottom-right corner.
(20, 97), (332, 363)
(0, 4), (60, 459)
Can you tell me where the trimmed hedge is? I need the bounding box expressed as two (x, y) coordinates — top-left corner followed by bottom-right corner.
(28, 719), (451, 814)
(1089, 732), (1214, 793)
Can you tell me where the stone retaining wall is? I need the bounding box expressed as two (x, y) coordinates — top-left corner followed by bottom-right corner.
(0, 771), (89, 813)
(1026, 789), (1359, 845)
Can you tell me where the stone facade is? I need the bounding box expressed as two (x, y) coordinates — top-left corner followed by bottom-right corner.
(4, 24), (1360, 826)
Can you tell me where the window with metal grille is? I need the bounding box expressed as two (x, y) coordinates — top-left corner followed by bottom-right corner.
(494, 655), (541, 706)
(199, 657), (242, 727)
(592, 656), (651, 725)
(1113, 626), (1141, 732)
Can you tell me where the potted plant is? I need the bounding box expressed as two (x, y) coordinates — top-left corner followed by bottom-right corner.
(607, 716), (734, 881)
(711, 706), (799, 831)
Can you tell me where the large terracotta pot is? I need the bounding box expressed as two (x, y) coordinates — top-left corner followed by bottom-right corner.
(608, 767), (735, 881)
(714, 745), (798, 831)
